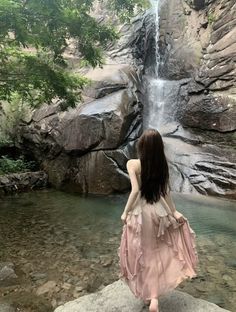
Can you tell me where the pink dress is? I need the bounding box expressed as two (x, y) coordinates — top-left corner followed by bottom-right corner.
(119, 190), (198, 301)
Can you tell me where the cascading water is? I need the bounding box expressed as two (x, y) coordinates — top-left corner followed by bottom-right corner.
(142, 0), (236, 198)
(149, 0), (160, 76)
(143, 0), (180, 131)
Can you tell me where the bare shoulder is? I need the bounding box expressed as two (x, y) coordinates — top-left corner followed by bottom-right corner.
(126, 159), (141, 173)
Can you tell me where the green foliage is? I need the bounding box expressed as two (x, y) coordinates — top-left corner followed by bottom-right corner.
(0, 0), (145, 109)
(0, 93), (31, 142)
(108, 0), (150, 21)
(207, 12), (216, 24)
(0, 137), (13, 148)
(0, 156), (36, 175)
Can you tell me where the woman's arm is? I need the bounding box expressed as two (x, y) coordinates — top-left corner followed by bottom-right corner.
(121, 160), (140, 223)
(164, 191), (185, 223)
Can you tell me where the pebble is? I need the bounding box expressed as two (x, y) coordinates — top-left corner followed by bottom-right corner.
(61, 283), (72, 290)
(36, 280), (57, 295)
(30, 272), (47, 281)
(222, 274), (232, 282)
(0, 262), (18, 286)
(206, 267), (219, 275)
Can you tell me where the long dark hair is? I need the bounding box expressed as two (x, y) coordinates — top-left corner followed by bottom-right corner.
(137, 129), (169, 204)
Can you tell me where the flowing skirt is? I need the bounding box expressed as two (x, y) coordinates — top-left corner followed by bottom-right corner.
(118, 198), (198, 301)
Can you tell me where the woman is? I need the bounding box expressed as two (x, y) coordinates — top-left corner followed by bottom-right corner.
(119, 129), (198, 312)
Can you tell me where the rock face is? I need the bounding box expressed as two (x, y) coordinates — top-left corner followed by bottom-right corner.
(16, 1), (236, 197)
(54, 280), (229, 312)
(16, 8), (158, 194)
(159, 0), (236, 132)
(19, 75), (140, 193)
(153, 0), (236, 198)
(164, 127), (236, 199)
(0, 171), (48, 195)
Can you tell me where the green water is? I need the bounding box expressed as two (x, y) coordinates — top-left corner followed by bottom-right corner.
(0, 190), (236, 311)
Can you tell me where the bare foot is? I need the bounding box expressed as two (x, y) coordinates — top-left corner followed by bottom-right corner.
(149, 298), (159, 312)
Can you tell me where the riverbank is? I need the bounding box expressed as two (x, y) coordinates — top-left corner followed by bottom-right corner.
(0, 171), (48, 195)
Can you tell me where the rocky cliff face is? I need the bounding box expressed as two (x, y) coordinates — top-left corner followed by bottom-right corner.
(159, 0), (236, 131)
(17, 1), (235, 198)
(157, 0), (236, 198)
(17, 11), (154, 194)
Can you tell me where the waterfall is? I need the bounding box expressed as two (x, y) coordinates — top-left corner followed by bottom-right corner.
(150, 0), (160, 76)
(143, 0), (179, 132)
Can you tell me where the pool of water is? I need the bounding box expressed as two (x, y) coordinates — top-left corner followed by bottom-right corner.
(0, 190), (235, 311)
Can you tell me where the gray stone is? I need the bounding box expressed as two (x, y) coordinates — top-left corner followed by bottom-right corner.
(60, 89), (139, 152)
(0, 262), (18, 287)
(180, 94), (236, 132)
(153, 0), (236, 197)
(0, 303), (15, 312)
(158, 0), (236, 134)
(163, 126), (236, 199)
(36, 280), (57, 296)
(82, 64), (136, 99)
(0, 171), (48, 195)
(54, 280), (229, 312)
(185, 0), (206, 10)
(30, 272), (47, 281)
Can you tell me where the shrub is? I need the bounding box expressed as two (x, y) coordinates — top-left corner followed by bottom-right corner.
(0, 156), (36, 175)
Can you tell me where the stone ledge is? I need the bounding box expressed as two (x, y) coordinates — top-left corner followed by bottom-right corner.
(0, 171), (48, 195)
(54, 280), (230, 312)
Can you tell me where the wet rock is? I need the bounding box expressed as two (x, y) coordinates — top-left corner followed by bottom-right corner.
(180, 94), (236, 132)
(0, 262), (18, 287)
(54, 280), (230, 312)
(0, 171), (48, 195)
(100, 256), (113, 267)
(0, 303), (15, 312)
(30, 272), (47, 282)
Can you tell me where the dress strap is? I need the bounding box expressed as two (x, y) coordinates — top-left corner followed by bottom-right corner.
(159, 196), (174, 216)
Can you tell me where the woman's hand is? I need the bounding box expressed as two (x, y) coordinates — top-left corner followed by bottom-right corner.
(174, 211), (186, 225)
(121, 212), (127, 224)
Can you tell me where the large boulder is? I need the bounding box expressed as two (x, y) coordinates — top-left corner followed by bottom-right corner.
(179, 94), (236, 132)
(18, 65), (142, 194)
(54, 280), (229, 312)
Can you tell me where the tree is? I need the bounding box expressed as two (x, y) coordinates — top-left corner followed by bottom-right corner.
(0, 0), (148, 109)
